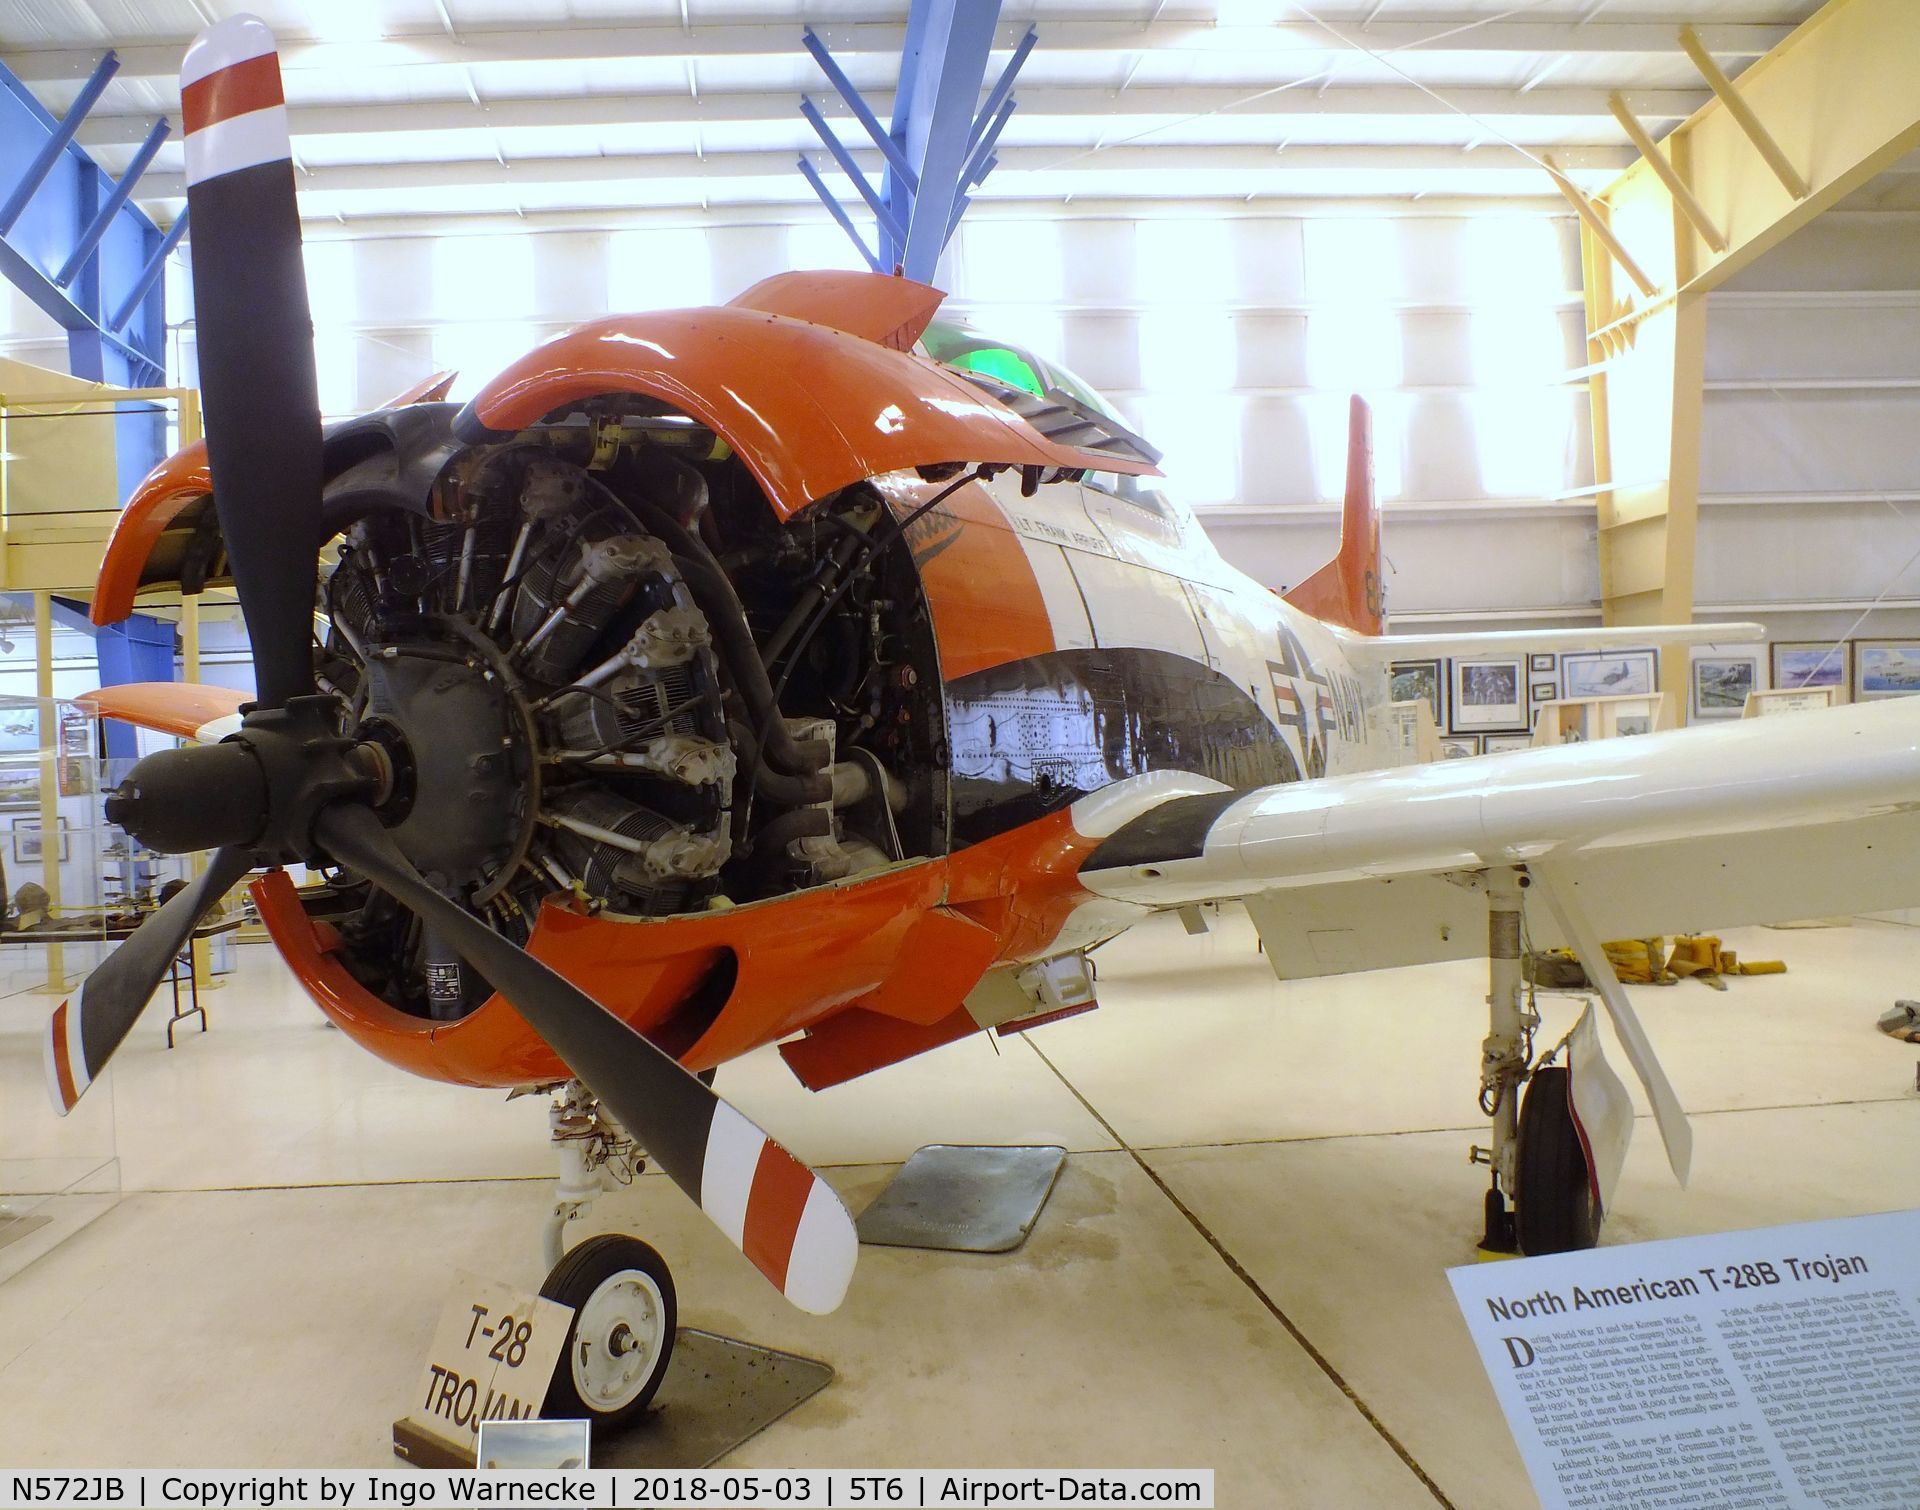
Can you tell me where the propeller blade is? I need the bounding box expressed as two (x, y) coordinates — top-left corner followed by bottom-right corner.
(312, 802), (858, 1314)
(181, 15), (322, 708)
(45, 846), (253, 1115)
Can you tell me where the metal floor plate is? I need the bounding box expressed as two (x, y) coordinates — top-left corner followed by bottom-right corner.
(600, 1329), (833, 1469)
(856, 1144), (1067, 1253)
(396, 1329), (833, 1471)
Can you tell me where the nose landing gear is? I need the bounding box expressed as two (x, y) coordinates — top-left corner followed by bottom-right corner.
(540, 1080), (677, 1428)
(540, 1234), (678, 1429)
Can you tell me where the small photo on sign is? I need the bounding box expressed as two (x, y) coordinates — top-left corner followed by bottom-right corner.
(478, 1418), (591, 1470)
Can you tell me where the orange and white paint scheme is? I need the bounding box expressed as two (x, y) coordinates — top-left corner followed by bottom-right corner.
(85, 264), (1920, 1284)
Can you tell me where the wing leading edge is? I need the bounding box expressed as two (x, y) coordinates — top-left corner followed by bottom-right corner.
(1079, 696), (1920, 915)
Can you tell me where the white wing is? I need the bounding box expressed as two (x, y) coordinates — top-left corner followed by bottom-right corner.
(1079, 697), (1920, 951)
(1078, 697), (1920, 1185)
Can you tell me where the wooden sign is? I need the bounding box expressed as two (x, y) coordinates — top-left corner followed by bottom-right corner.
(401, 1269), (573, 1458)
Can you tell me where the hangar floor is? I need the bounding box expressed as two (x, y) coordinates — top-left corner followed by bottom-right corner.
(0, 909), (1915, 1505)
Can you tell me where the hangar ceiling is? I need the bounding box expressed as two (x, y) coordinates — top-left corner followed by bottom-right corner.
(0, 1), (1824, 224)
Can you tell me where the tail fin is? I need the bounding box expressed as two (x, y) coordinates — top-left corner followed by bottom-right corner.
(1284, 395), (1382, 635)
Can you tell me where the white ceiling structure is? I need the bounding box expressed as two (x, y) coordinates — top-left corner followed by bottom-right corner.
(0, 1), (1824, 227)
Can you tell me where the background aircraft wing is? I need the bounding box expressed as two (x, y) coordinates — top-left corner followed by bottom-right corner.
(79, 682), (247, 744)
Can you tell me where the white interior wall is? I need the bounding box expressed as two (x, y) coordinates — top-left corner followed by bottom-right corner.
(1703, 190), (1920, 652)
(157, 201), (1599, 631)
(1, 192), (1914, 664)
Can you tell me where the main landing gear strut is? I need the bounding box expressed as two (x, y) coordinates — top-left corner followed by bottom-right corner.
(1471, 866), (1601, 1257)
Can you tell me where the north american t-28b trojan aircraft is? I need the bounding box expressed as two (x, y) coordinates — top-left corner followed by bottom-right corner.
(46, 13), (1920, 1430)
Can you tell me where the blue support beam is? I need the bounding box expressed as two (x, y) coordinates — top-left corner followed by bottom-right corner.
(800, 29), (918, 191)
(90, 611), (176, 760)
(897, 0), (1002, 283)
(796, 156), (884, 272)
(960, 97), (1016, 189)
(108, 208), (186, 332)
(0, 52), (117, 235)
(969, 27), (1037, 150)
(0, 53), (174, 496)
(797, 4), (1031, 282)
(55, 117), (167, 288)
(799, 98), (907, 249)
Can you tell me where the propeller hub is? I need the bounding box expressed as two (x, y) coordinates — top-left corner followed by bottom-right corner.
(108, 695), (381, 864)
(104, 740), (268, 854)
(353, 647), (533, 896)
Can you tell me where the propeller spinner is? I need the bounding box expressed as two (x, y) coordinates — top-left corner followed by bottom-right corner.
(49, 13), (857, 1315)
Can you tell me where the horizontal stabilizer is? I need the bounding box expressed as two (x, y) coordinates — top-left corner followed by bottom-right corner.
(1352, 621), (1764, 664)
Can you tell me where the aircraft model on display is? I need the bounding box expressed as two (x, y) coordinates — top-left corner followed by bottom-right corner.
(46, 13), (1920, 1431)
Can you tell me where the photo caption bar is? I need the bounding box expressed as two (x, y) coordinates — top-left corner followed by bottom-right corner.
(0, 1470), (1214, 1509)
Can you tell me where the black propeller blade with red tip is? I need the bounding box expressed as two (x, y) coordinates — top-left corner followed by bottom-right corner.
(46, 13), (855, 1314)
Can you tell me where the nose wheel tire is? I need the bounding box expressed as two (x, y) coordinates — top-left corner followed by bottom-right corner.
(1513, 1065), (1602, 1256)
(540, 1234), (677, 1429)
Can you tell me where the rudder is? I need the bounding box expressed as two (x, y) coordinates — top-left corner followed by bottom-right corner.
(1283, 395), (1382, 635)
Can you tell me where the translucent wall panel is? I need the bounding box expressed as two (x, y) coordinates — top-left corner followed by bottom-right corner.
(103, 206), (1596, 618)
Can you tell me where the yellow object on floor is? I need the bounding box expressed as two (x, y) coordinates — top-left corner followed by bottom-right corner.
(1528, 935), (1787, 990)
(1666, 934), (1787, 984)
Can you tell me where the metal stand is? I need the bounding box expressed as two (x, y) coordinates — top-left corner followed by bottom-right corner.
(856, 1143), (1066, 1253)
(394, 1329), (833, 1470)
(164, 949), (206, 1047)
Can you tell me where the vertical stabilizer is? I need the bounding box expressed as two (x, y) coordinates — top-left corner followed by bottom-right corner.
(1283, 395), (1382, 635)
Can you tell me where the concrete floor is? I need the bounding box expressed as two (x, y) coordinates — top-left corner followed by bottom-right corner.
(0, 909), (1916, 1505)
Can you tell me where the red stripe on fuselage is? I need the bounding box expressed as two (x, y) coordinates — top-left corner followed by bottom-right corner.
(742, 1140), (816, 1291)
(182, 53), (284, 135)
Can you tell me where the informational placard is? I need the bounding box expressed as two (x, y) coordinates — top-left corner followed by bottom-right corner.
(401, 1269), (574, 1457)
(1450, 1209), (1920, 1509)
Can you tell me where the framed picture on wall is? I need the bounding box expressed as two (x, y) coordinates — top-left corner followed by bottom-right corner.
(1852, 640), (1920, 701)
(1483, 733), (1532, 753)
(1451, 657), (1526, 732)
(1439, 735), (1481, 760)
(1389, 659), (1445, 730)
(1528, 653), (1557, 674)
(56, 708), (94, 799)
(11, 814), (68, 865)
(1529, 680), (1558, 704)
(0, 761), (39, 811)
(1770, 641), (1850, 703)
(1692, 654), (1761, 720)
(0, 702), (38, 756)
(1561, 649), (1656, 700)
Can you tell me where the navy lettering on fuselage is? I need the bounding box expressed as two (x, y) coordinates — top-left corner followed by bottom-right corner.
(1265, 621), (1367, 775)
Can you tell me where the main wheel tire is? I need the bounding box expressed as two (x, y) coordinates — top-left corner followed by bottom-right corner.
(1514, 1066), (1601, 1256)
(540, 1234), (677, 1430)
